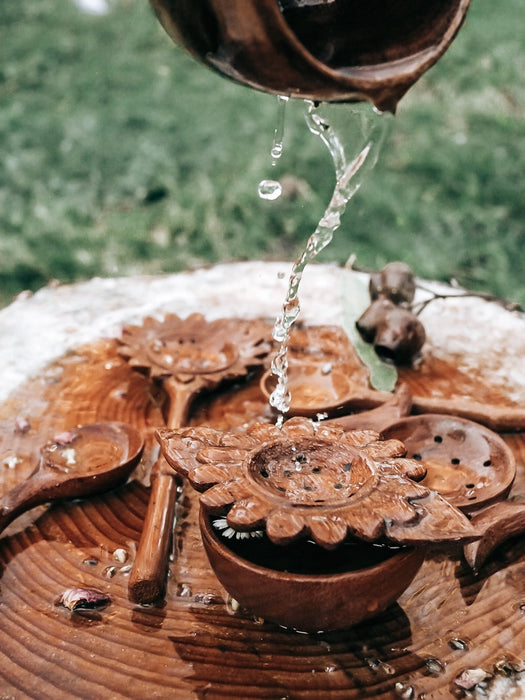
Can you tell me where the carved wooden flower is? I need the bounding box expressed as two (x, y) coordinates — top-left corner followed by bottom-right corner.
(157, 417), (479, 549)
(118, 313), (271, 385)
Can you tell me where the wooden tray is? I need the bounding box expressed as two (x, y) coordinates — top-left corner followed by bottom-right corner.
(0, 321), (524, 699)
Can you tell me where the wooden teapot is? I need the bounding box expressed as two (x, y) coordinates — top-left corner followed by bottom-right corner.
(149, 0), (471, 111)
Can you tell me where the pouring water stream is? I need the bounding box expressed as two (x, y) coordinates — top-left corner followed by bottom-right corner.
(267, 100), (391, 417)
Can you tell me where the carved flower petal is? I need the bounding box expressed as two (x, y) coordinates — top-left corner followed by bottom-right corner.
(156, 435), (202, 477)
(309, 515), (348, 550)
(227, 497), (269, 531)
(314, 424), (345, 441)
(382, 496), (419, 526)
(380, 457), (427, 481)
(376, 476), (429, 501)
(219, 433), (259, 449)
(189, 463), (242, 491)
(342, 504), (384, 541)
(282, 417), (316, 439)
(341, 430), (379, 447)
(386, 493), (481, 544)
(247, 423), (282, 442)
(266, 509), (306, 546)
(199, 480), (252, 513)
(362, 439), (406, 460)
(196, 447), (246, 465)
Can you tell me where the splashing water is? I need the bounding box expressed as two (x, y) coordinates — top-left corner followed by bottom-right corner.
(269, 101), (390, 415)
(258, 95), (289, 201)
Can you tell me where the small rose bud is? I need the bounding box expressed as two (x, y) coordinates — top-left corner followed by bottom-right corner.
(356, 298), (396, 344)
(373, 307), (426, 364)
(369, 262), (416, 306)
(57, 588), (111, 611)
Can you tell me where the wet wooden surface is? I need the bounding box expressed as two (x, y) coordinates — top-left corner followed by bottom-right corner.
(0, 325), (524, 698)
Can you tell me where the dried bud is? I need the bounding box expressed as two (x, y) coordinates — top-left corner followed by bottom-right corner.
(369, 262), (416, 306)
(373, 307), (426, 364)
(57, 588), (111, 611)
(356, 298), (396, 344)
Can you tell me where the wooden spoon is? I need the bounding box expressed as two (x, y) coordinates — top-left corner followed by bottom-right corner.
(0, 422), (143, 535)
(259, 361), (392, 418)
(463, 501), (525, 572)
(118, 314), (271, 604)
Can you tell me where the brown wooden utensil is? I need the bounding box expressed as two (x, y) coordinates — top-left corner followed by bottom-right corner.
(150, 0), (471, 112)
(382, 414), (516, 514)
(0, 422), (143, 536)
(463, 500), (525, 572)
(260, 360), (393, 418)
(118, 313), (270, 604)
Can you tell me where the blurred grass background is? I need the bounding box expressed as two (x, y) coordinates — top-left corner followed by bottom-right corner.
(1, 0), (524, 308)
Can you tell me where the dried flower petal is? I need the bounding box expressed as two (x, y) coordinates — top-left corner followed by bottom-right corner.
(15, 416), (31, 434)
(53, 431), (79, 446)
(57, 588), (111, 611)
(455, 668), (492, 690)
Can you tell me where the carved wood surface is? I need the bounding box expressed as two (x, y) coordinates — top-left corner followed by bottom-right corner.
(0, 318), (524, 698)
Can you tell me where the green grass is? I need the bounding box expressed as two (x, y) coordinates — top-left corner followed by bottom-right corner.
(1, 0), (524, 307)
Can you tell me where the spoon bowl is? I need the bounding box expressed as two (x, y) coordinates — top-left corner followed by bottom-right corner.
(0, 422), (144, 535)
(382, 414), (516, 513)
(260, 361), (391, 417)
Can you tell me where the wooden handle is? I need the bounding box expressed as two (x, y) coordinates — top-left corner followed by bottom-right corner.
(412, 396), (525, 433)
(128, 378), (194, 604)
(128, 463), (180, 604)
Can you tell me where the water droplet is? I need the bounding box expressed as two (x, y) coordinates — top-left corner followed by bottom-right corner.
(112, 548), (128, 564)
(258, 179), (282, 201)
(425, 658), (445, 675)
(365, 657), (381, 672)
(394, 682), (414, 699)
(82, 558), (99, 567)
(176, 583), (192, 597)
(2, 454), (19, 469)
(225, 595), (240, 615)
(449, 637), (469, 651)
(271, 143), (283, 161)
(270, 94), (289, 165)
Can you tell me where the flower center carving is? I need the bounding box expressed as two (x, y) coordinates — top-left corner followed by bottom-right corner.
(248, 439), (376, 506)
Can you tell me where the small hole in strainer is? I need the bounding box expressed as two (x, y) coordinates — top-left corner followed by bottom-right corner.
(434, 435), (443, 443)
(466, 483), (475, 488)
(484, 460), (492, 467)
(451, 458), (461, 465)
(412, 453), (422, 461)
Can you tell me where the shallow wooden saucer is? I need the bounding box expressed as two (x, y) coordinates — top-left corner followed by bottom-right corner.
(260, 360), (392, 417)
(382, 414), (516, 513)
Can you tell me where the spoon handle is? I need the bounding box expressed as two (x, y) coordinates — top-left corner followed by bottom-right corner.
(128, 377), (194, 604)
(128, 460), (179, 603)
(0, 472), (47, 535)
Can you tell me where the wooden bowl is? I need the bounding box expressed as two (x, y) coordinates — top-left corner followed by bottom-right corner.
(150, 0), (471, 111)
(382, 414), (516, 513)
(199, 510), (424, 632)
